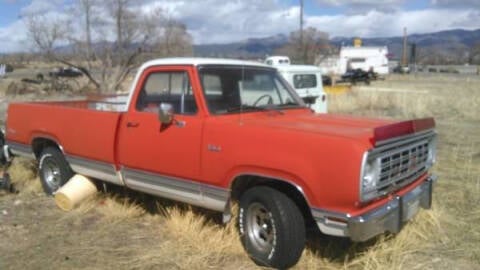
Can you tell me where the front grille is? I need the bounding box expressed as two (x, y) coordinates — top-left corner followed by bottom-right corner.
(376, 139), (430, 192)
(362, 131), (436, 201)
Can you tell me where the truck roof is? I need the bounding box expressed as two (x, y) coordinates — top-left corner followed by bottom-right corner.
(141, 57), (271, 70)
(126, 58), (274, 110)
(274, 64), (322, 73)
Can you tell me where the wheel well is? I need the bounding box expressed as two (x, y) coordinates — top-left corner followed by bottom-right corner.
(230, 175), (314, 225)
(32, 138), (62, 159)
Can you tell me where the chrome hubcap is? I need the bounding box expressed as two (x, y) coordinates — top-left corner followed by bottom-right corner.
(246, 202), (275, 253)
(43, 159), (62, 191)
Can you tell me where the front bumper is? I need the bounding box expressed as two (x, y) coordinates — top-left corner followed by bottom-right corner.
(312, 175), (437, 242)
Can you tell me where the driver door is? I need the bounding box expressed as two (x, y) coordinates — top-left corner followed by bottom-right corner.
(116, 66), (204, 204)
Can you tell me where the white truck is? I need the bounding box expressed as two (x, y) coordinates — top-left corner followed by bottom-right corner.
(266, 56), (327, 113)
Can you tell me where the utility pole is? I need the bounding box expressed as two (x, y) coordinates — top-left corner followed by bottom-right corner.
(299, 0), (305, 63)
(300, 0), (304, 42)
(402, 27), (408, 68)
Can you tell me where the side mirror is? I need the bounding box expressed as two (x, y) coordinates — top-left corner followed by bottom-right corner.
(158, 103), (174, 125)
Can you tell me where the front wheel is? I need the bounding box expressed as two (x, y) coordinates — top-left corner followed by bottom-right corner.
(238, 186), (306, 269)
(38, 147), (74, 195)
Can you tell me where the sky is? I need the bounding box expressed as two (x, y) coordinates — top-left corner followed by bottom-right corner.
(0, 0), (479, 53)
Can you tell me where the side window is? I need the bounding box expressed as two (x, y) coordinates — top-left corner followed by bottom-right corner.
(293, 74), (317, 89)
(202, 74), (222, 96)
(136, 71), (197, 115)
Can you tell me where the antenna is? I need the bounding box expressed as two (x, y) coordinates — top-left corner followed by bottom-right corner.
(239, 65), (245, 125)
(300, 0), (305, 63)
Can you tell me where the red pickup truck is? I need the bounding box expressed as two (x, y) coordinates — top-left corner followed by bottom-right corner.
(2, 58), (437, 268)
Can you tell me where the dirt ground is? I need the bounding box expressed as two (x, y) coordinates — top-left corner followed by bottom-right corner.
(0, 72), (479, 269)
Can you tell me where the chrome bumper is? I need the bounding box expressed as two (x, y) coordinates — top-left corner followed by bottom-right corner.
(312, 175), (437, 242)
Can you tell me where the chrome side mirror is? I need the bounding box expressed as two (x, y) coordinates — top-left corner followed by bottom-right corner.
(158, 103), (174, 125)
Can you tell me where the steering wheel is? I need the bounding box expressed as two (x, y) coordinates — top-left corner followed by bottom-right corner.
(252, 94), (273, 106)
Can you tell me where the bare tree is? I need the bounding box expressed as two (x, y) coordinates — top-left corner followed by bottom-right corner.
(25, 0), (193, 93)
(161, 20), (192, 56)
(417, 45), (473, 65)
(416, 46), (445, 65)
(275, 27), (331, 65)
(468, 42), (480, 65)
(26, 14), (69, 56)
(77, 0), (95, 63)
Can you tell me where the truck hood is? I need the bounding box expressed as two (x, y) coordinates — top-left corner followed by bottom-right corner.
(238, 111), (434, 146)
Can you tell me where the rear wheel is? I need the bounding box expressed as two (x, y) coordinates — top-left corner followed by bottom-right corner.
(38, 147), (74, 195)
(238, 186), (305, 269)
(0, 131), (6, 165)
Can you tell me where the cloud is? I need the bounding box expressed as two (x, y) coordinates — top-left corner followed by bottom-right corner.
(0, 0), (73, 53)
(430, 0), (480, 8)
(0, 20), (30, 52)
(315, 0), (405, 13)
(0, 0), (479, 53)
(316, 0), (403, 5)
(20, 0), (64, 16)
(307, 8), (480, 38)
(140, 0), (300, 44)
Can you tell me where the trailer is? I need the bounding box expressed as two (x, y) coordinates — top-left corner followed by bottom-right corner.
(319, 46), (389, 75)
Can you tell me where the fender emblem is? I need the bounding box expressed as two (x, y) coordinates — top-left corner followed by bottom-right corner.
(207, 144), (222, 152)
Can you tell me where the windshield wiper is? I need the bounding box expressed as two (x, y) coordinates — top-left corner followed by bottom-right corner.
(227, 104), (284, 114)
(227, 105), (268, 113)
(277, 102), (303, 108)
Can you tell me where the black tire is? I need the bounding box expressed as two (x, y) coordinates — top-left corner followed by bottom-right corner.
(238, 186), (305, 269)
(38, 147), (74, 195)
(0, 130), (7, 165)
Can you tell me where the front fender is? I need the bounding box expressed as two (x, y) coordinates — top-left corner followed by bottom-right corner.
(222, 165), (316, 207)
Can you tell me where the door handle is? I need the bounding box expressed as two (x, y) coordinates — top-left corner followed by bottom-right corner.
(126, 122), (139, 128)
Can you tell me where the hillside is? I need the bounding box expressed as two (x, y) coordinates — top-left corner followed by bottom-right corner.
(194, 29), (480, 61)
(193, 34), (288, 59)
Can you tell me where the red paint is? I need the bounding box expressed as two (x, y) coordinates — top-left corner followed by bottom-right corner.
(374, 118), (435, 144)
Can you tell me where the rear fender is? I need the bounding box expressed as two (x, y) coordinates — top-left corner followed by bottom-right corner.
(30, 133), (65, 158)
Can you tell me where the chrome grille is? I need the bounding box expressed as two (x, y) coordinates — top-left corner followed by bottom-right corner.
(361, 131), (436, 201)
(376, 139), (429, 191)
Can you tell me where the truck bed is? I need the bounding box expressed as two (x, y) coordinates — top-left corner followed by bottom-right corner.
(40, 95), (129, 112)
(5, 96), (127, 165)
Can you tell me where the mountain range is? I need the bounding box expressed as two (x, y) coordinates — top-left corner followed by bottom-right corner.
(193, 34), (289, 59)
(193, 29), (480, 61)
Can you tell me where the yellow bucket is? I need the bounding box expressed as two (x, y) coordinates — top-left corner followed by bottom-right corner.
(55, 174), (98, 211)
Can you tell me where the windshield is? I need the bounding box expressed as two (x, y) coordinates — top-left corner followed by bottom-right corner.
(199, 65), (305, 115)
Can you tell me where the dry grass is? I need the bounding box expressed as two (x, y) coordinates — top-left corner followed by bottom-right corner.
(0, 73), (479, 269)
(5, 157), (42, 195)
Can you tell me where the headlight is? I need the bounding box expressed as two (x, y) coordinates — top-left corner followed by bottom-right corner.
(362, 158), (381, 191)
(360, 153), (381, 201)
(426, 136), (437, 167)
